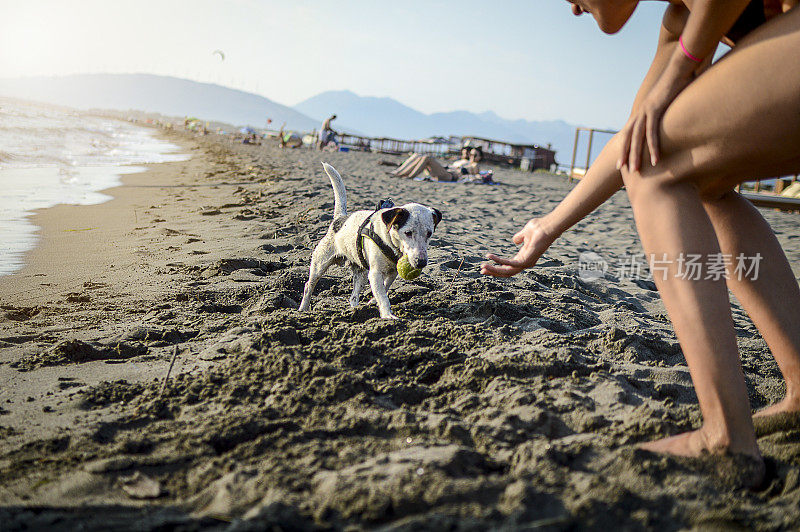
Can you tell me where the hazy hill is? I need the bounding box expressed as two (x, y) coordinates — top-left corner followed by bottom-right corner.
(0, 73), (320, 131)
(0, 74), (608, 164)
(294, 91), (433, 140)
(295, 90), (600, 163)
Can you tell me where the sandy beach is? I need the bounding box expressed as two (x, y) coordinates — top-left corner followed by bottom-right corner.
(2, 127), (800, 530)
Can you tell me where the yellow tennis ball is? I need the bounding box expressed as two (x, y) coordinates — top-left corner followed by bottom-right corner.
(397, 255), (422, 280)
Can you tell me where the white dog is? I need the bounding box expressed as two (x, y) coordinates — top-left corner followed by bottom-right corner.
(298, 163), (442, 319)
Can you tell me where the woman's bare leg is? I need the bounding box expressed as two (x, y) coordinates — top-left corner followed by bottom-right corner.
(702, 192), (800, 416)
(408, 156), (435, 178)
(424, 158), (455, 181)
(394, 155), (456, 180)
(621, 8), (800, 459)
(623, 176), (759, 458)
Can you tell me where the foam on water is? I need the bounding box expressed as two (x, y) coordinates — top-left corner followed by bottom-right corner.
(0, 99), (189, 275)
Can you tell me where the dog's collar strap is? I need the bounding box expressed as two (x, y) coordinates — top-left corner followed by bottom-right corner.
(356, 213), (400, 268)
(362, 227), (401, 264)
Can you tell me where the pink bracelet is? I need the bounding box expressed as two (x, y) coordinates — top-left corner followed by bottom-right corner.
(679, 35), (702, 63)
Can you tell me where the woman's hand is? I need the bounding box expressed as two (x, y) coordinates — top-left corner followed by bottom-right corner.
(618, 62), (695, 172)
(481, 218), (556, 278)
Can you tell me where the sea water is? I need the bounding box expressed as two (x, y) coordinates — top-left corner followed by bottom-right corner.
(0, 98), (189, 275)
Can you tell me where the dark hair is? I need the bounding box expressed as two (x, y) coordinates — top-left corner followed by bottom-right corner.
(470, 146), (483, 161)
(331, 114), (337, 119)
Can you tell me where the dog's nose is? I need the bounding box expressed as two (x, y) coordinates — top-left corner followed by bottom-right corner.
(414, 258), (427, 269)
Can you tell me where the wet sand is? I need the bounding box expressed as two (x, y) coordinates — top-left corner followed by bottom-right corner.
(1, 129), (799, 530)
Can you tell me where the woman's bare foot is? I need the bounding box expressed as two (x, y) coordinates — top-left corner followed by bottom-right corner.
(752, 395), (800, 437)
(638, 427), (760, 459)
(752, 394), (800, 419)
(638, 430), (709, 457)
(639, 428), (765, 488)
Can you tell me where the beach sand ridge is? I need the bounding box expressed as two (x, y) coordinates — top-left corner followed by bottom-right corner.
(1, 130), (798, 530)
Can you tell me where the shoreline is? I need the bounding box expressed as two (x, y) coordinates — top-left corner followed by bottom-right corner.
(1, 131), (800, 529)
(0, 130), (213, 451)
(0, 98), (189, 280)
(0, 131), (196, 307)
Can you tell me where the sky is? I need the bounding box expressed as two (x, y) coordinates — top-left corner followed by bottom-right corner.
(0, 0), (681, 129)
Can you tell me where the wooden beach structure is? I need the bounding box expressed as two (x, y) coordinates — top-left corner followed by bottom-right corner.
(336, 133), (455, 156)
(331, 132), (557, 171)
(568, 126), (617, 183)
(737, 176), (800, 212)
(459, 136), (557, 171)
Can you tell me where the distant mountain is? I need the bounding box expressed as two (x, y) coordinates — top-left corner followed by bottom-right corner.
(0, 73), (320, 131)
(0, 75), (608, 164)
(295, 90), (601, 164)
(295, 91), (433, 140)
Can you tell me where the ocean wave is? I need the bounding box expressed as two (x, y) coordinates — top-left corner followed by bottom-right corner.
(0, 99), (188, 276)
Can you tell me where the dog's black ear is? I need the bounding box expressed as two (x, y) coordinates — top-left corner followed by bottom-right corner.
(381, 207), (410, 228)
(431, 208), (442, 227)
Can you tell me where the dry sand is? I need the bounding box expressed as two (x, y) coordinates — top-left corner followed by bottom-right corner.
(1, 129), (800, 530)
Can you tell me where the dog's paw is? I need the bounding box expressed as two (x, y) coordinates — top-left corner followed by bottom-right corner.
(382, 313), (400, 320)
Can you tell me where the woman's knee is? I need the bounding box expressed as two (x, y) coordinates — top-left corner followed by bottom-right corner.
(623, 171), (673, 206)
(622, 160), (704, 207)
(626, 138), (728, 203)
(699, 187), (739, 205)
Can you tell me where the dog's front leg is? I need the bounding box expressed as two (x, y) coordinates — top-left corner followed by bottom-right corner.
(368, 270), (397, 319)
(366, 271), (398, 307)
(350, 270), (368, 308)
(383, 271), (397, 293)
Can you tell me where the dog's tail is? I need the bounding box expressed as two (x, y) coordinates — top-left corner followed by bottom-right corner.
(322, 162), (347, 217)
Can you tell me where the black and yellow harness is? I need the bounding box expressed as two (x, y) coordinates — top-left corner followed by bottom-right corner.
(356, 200), (400, 269)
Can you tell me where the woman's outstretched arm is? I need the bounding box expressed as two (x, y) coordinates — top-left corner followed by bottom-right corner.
(480, 131), (623, 278)
(482, 10), (686, 278)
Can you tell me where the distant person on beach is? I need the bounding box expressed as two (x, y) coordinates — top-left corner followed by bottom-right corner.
(318, 114), (338, 150)
(242, 132), (259, 145)
(280, 132), (302, 149)
(278, 126), (302, 149)
(482, 0), (800, 481)
(391, 146), (483, 181)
